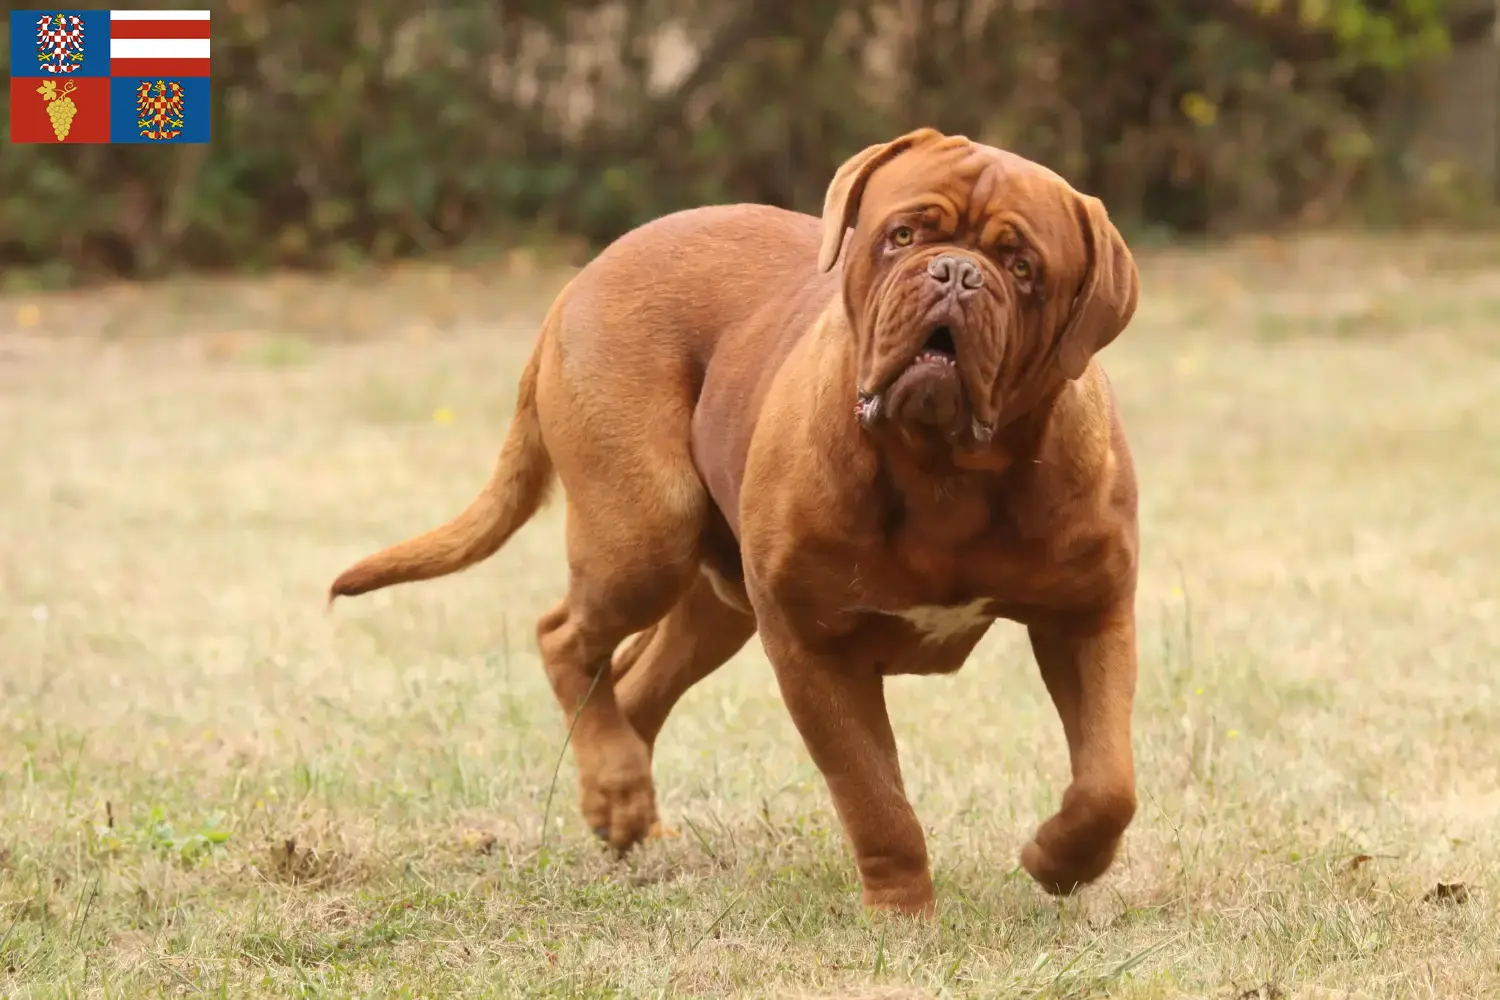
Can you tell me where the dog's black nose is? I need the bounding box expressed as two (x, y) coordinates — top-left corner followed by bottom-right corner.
(927, 254), (983, 295)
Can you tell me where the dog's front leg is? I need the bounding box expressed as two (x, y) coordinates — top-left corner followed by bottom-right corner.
(758, 622), (936, 917)
(1022, 604), (1139, 894)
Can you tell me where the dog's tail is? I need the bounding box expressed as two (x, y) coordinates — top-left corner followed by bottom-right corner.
(327, 302), (560, 604)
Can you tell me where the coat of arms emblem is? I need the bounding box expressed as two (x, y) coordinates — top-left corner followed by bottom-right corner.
(35, 13), (85, 74)
(135, 80), (186, 141)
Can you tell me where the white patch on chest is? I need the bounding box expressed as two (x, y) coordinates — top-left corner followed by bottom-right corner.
(884, 599), (994, 644)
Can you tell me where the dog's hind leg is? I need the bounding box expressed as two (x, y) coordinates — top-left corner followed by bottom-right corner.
(534, 455), (708, 853)
(611, 570), (757, 751)
(526, 260), (737, 851)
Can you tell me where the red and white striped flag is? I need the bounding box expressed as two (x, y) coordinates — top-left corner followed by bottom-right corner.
(109, 9), (210, 78)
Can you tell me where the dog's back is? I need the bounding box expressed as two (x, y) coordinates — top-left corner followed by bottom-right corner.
(549, 203), (836, 396)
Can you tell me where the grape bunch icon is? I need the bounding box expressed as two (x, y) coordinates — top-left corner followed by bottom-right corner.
(36, 80), (79, 141)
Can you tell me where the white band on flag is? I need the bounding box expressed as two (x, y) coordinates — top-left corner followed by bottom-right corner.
(109, 10), (211, 19)
(109, 38), (211, 58)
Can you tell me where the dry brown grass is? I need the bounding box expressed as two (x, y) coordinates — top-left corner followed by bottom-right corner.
(2, 234), (1499, 998)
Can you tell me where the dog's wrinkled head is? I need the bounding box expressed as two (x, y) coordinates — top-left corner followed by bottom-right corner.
(819, 128), (1139, 448)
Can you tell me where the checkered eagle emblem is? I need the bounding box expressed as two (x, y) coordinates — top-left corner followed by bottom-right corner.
(35, 12), (86, 74)
(134, 79), (185, 140)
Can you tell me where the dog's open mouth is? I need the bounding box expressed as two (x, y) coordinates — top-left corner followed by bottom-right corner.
(911, 325), (957, 370)
(855, 324), (967, 432)
(867, 324), (965, 433)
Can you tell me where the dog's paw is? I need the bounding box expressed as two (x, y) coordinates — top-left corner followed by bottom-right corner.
(577, 732), (658, 855)
(1022, 782), (1135, 894)
(1020, 833), (1119, 895)
(861, 882), (938, 919)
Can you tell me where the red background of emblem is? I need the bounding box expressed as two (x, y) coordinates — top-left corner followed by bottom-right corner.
(9, 77), (111, 144)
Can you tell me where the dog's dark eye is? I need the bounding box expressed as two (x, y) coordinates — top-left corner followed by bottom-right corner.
(1010, 258), (1033, 280)
(891, 226), (915, 248)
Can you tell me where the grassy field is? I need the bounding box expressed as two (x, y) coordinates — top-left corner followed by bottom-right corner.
(2, 236), (1499, 999)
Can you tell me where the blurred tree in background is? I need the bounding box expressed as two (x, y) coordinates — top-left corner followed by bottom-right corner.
(0, 0), (1493, 285)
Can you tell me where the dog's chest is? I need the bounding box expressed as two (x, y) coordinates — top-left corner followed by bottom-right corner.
(855, 597), (997, 676)
(884, 598), (995, 644)
(838, 526), (1054, 661)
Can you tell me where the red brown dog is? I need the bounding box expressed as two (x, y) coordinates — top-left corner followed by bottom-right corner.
(330, 127), (1141, 916)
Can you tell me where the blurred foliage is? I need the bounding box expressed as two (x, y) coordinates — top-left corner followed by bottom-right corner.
(0, 0), (1490, 284)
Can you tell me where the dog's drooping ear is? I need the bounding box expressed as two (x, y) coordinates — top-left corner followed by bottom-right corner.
(1055, 194), (1140, 380)
(817, 128), (944, 273)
